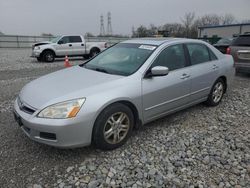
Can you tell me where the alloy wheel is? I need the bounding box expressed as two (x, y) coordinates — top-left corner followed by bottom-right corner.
(103, 112), (130, 144)
(212, 82), (224, 103)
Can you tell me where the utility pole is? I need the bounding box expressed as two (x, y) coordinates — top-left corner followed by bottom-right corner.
(100, 15), (105, 36)
(107, 12), (113, 36)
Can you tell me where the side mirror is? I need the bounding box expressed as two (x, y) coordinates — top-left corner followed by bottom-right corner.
(58, 40), (63, 45)
(146, 66), (169, 78)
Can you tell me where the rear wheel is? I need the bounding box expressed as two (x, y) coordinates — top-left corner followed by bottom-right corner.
(205, 78), (225, 106)
(92, 103), (134, 150)
(89, 48), (100, 58)
(42, 50), (55, 62)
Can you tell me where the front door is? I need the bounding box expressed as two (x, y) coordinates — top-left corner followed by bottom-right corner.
(142, 44), (192, 122)
(55, 36), (73, 56)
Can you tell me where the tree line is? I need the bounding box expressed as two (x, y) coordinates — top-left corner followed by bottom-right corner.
(132, 13), (250, 38)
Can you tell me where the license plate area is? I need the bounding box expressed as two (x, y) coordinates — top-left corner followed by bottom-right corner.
(13, 111), (23, 127)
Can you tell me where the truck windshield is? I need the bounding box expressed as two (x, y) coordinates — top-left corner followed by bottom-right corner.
(82, 43), (157, 76)
(50, 36), (61, 43)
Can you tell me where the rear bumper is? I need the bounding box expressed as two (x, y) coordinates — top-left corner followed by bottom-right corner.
(235, 62), (250, 73)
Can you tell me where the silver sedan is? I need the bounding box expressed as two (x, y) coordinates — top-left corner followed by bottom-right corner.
(13, 38), (234, 150)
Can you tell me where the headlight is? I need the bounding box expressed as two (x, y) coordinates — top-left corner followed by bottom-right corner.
(34, 46), (40, 50)
(38, 98), (85, 119)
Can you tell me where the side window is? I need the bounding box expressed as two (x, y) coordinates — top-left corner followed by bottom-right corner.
(59, 36), (70, 44)
(69, 36), (82, 43)
(186, 43), (210, 65)
(152, 44), (186, 71)
(209, 49), (218, 61)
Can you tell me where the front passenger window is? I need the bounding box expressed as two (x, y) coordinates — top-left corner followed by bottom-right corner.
(152, 44), (186, 71)
(59, 36), (70, 44)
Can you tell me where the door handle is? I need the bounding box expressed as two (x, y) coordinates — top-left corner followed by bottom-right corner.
(81, 43), (84, 46)
(69, 44), (72, 47)
(212, 64), (218, 69)
(180, 73), (190, 79)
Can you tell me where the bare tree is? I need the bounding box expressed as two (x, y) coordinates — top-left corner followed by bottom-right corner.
(196, 14), (221, 26)
(181, 12), (196, 37)
(241, 19), (250, 24)
(162, 23), (185, 37)
(41, 33), (54, 37)
(136, 25), (148, 37)
(221, 14), (237, 25)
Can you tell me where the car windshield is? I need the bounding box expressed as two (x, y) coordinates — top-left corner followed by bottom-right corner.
(82, 43), (157, 76)
(50, 36), (61, 43)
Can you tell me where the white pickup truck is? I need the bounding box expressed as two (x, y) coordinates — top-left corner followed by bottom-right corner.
(31, 35), (108, 62)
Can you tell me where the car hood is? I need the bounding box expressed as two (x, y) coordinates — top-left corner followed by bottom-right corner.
(32, 41), (53, 48)
(19, 66), (123, 109)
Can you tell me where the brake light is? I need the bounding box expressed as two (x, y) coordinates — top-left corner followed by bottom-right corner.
(226, 47), (231, 54)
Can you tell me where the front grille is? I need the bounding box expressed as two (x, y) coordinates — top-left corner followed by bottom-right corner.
(17, 97), (36, 115)
(20, 105), (35, 114)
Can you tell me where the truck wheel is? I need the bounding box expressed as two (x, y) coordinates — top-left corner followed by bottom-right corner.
(89, 48), (100, 58)
(43, 50), (55, 62)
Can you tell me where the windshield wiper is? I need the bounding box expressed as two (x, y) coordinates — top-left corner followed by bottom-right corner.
(94, 68), (109, 73)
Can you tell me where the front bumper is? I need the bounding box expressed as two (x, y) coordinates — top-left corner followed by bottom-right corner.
(31, 50), (42, 58)
(13, 99), (95, 148)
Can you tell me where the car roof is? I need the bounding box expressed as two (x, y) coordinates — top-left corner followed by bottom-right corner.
(121, 38), (201, 46)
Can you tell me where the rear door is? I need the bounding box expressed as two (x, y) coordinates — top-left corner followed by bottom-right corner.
(185, 43), (219, 101)
(142, 44), (192, 122)
(69, 36), (85, 55)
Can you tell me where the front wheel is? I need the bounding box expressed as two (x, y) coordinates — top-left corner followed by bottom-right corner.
(42, 51), (55, 62)
(205, 78), (225, 106)
(92, 103), (134, 150)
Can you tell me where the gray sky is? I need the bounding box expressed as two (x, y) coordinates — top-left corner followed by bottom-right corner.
(0, 0), (250, 36)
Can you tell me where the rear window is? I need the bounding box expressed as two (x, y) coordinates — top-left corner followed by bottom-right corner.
(186, 43), (210, 65)
(232, 36), (250, 46)
(69, 36), (82, 43)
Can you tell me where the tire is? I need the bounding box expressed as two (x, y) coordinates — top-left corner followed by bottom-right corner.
(36, 56), (43, 62)
(92, 103), (134, 150)
(83, 55), (89, 60)
(89, 48), (100, 58)
(42, 50), (55, 62)
(205, 78), (225, 106)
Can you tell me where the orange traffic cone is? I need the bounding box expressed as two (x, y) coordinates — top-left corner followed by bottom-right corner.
(64, 55), (71, 68)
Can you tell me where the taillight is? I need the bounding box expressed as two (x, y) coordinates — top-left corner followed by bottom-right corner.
(226, 47), (231, 54)
(104, 43), (108, 48)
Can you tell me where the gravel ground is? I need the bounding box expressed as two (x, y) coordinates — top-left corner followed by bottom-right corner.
(0, 48), (249, 188)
